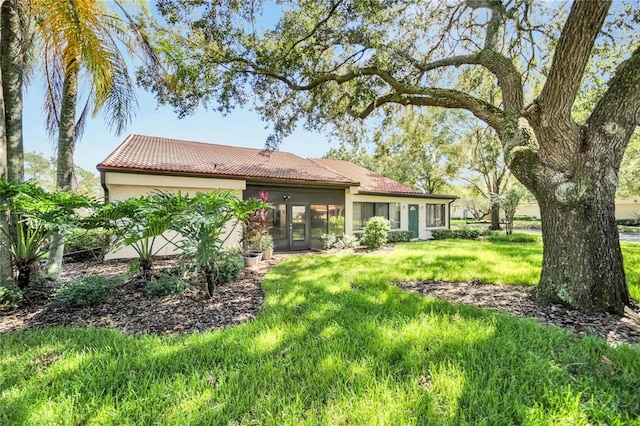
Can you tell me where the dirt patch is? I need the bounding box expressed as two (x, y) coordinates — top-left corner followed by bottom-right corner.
(395, 280), (640, 346)
(0, 255), (287, 335)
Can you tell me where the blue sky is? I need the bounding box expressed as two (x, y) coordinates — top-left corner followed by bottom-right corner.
(22, 81), (338, 173)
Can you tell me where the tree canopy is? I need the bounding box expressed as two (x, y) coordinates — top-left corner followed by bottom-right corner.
(141, 0), (640, 314)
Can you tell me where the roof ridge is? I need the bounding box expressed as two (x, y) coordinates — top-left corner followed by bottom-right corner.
(132, 134), (278, 154)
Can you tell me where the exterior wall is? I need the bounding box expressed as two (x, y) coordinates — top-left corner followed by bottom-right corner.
(103, 172), (246, 259)
(350, 193), (453, 240)
(515, 199), (640, 220)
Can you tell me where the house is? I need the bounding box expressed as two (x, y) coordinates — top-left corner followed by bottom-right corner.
(97, 135), (457, 255)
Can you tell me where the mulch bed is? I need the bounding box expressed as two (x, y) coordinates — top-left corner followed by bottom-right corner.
(0, 255), (283, 335)
(395, 280), (640, 346)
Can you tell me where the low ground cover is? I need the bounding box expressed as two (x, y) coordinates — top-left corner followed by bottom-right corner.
(1, 238), (640, 424)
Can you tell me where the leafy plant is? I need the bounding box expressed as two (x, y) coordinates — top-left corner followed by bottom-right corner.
(328, 215), (345, 236)
(145, 273), (187, 296)
(432, 227), (484, 240)
(174, 191), (266, 296)
(247, 233), (273, 252)
(321, 233), (360, 250)
(362, 216), (391, 249)
(0, 179), (94, 288)
(87, 191), (188, 278)
(243, 191), (273, 248)
(387, 230), (413, 243)
(214, 249), (245, 285)
(53, 275), (118, 308)
(0, 279), (24, 308)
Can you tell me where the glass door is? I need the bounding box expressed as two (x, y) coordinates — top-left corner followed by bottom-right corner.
(289, 204), (310, 250)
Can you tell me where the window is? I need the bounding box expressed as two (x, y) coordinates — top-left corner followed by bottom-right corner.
(269, 204), (287, 239)
(426, 204), (446, 227)
(389, 203), (401, 229)
(353, 202), (401, 231)
(311, 205), (328, 239)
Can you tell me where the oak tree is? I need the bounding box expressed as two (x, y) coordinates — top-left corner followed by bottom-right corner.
(141, 0), (640, 313)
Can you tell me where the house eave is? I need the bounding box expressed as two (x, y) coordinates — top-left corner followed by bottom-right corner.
(356, 190), (459, 200)
(98, 167), (356, 188)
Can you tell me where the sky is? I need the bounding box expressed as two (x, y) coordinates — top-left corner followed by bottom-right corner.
(22, 79), (339, 174)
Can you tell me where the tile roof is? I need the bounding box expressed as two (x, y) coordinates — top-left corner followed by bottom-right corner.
(309, 158), (422, 194)
(98, 135), (356, 185)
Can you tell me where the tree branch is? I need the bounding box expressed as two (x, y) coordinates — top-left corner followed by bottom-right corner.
(587, 46), (640, 158)
(346, 90), (508, 132)
(226, 56), (510, 133)
(408, 50), (523, 112)
(538, 0), (611, 121)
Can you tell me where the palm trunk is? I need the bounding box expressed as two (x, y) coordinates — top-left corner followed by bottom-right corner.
(0, 0), (24, 285)
(1, 0), (24, 183)
(43, 63), (78, 280)
(0, 48), (9, 288)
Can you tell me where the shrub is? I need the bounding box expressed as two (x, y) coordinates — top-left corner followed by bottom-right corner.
(145, 273), (187, 296)
(214, 249), (245, 285)
(432, 227), (482, 240)
(0, 280), (24, 308)
(64, 228), (110, 254)
(321, 234), (360, 250)
(53, 275), (118, 308)
(487, 233), (539, 243)
(362, 216), (391, 249)
(387, 230), (413, 243)
(335, 234), (360, 249)
(431, 229), (455, 240)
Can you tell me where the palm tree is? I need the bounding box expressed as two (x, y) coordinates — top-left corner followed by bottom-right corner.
(31, 0), (157, 279)
(1, 0), (32, 284)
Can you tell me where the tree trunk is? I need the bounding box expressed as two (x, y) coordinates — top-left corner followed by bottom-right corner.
(489, 203), (501, 230)
(0, 0), (22, 285)
(1, 0), (24, 183)
(43, 62), (78, 281)
(534, 184), (629, 314)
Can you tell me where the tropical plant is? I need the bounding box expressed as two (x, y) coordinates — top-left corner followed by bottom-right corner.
(174, 191), (266, 296)
(87, 191), (187, 278)
(243, 191), (272, 247)
(0, 178), (94, 288)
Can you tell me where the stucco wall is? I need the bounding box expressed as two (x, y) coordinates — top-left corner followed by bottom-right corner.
(351, 193), (453, 240)
(103, 172), (246, 259)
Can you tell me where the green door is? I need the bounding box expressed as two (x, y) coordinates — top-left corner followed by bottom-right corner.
(408, 204), (419, 238)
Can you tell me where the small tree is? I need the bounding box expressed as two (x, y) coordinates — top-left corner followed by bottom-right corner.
(500, 188), (528, 235)
(362, 216), (391, 249)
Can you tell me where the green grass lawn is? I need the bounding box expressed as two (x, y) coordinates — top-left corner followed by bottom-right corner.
(2, 237), (640, 425)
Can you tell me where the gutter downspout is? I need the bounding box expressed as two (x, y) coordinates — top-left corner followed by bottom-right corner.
(447, 199), (456, 229)
(99, 170), (109, 202)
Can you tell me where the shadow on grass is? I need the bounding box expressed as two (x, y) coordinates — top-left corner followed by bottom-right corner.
(2, 254), (639, 424)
